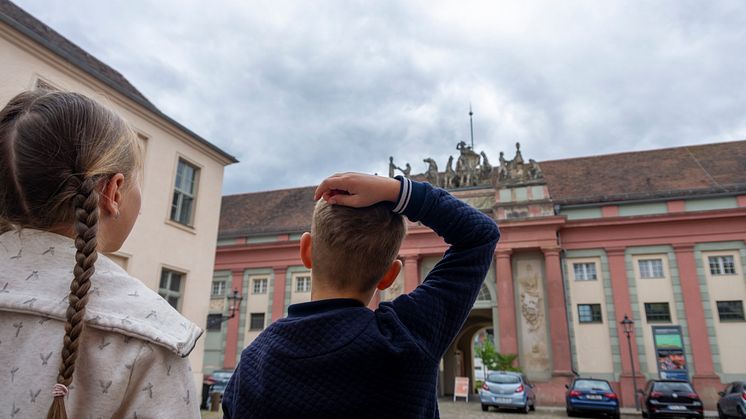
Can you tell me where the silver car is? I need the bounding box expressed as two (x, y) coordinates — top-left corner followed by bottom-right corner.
(717, 381), (746, 419)
(479, 371), (537, 413)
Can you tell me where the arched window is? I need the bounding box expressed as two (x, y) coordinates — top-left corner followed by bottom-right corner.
(477, 283), (491, 301)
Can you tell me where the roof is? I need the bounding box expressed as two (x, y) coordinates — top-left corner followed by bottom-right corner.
(542, 140), (746, 205)
(220, 186), (317, 238)
(219, 140), (746, 237)
(0, 0), (237, 164)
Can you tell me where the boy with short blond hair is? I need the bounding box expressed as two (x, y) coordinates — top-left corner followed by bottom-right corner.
(223, 173), (500, 419)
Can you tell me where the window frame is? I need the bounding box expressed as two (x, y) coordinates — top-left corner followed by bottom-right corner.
(168, 156), (201, 227)
(573, 262), (598, 281)
(159, 268), (185, 311)
(295, 275), (311, 293)
(716, 300), (746, 322)
(211, 280), (226, 297)
(249, 312), (266, 331)
(476, 283), (492, 301)
(644, 302), (672, 323)
(577, 303), (603, 324)
(206, 313), (223, 331)
(708, 255), (737, 276)
(638, 258), (665, 279)
(252, 277), (268, 295)
(34, 76), (59, 90)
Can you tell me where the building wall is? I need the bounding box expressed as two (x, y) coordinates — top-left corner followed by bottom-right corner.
(289, 269), (312, 306)
(630, 252), (680, 377)
(244, 272), (272, 348)
(561, 200), (746, 407)
(1, 21), (231, 393)
(700, 247), (746, 378)
(565, 256), (615, 376)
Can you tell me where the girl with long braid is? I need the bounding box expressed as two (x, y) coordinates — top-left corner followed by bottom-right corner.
(0, 90), (202, 418)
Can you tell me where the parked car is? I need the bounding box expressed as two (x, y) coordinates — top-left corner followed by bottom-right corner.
(207, 369), (235, 396)
(717, 381), (746, 419)
(565, 378), (620, 419)
(640, 380), (703, 419)
(479, 371), (536, 413)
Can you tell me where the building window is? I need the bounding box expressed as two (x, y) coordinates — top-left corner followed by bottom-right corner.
(211, 281), (226, 297)
(644, 302), (672, 322)
(170, 159), (199, 226)
(206, 313), (223, 331)
(477, 283), (491, 301)
(249, 313), (265, 331)
(578, 304), (603, 323)
(295, 275), (311, 293)
(639, 259), (664, 279)
(573, 263), (597, 281)
(159, 269), (184, 310)
(252, 278), (268, 294)
(709, 256), (736, 276)
(35, 78), (58, 90)
(716, 300), (745, 321)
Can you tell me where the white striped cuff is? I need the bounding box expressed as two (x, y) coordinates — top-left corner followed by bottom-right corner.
(392, 177), (412, 214)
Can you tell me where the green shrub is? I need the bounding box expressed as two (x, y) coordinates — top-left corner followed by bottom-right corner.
(474, 339), (521, 372)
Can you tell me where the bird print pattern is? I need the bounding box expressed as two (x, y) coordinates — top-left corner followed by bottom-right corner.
(1, 230), (202, 418)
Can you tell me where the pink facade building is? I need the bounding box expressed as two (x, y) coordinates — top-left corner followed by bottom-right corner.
(207, 140), (746, 408)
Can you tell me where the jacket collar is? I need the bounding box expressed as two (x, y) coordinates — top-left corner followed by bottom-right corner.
(286, 298), (365, 319)
(0, 229), (202, 357)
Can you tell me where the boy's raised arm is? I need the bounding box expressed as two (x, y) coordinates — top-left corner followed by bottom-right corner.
(386, 176), (500, 361)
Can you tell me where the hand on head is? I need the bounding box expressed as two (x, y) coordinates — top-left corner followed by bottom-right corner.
(314, 172), (400, 207)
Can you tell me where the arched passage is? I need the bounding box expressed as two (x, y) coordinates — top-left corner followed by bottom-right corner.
(440, 281), (499, 396)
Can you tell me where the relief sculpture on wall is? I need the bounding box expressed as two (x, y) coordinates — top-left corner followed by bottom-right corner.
(515, 258), (551, 379)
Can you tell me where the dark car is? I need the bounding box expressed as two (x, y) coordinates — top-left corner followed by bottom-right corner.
(640, 380), (703, 419)
(565, 378), (620, 419)
(207, 369), (235, 396)
(717, 381), (746, 419)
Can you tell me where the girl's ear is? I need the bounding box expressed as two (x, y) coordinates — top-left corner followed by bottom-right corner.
(100, 173), (125, 217)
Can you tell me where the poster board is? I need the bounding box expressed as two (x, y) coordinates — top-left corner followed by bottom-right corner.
(453, 376), (470, 402)
(652, 326), (689, 381)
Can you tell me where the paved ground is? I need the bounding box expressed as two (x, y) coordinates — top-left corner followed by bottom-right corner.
(201, 400), (717, 419)
(202, 401), (613, 419)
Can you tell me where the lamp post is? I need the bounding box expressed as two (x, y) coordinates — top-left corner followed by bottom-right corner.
(621, 314), (640, 411)
(206, 289), (243, 329)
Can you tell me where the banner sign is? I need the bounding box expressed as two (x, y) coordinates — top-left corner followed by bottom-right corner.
(453, 376), (470, 402)
(652, 326), (689, 381)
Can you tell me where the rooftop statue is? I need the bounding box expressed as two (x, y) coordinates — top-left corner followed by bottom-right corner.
(387, 141), (542, 189)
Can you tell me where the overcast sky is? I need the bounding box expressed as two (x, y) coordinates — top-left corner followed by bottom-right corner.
(14, 0), (746, 194)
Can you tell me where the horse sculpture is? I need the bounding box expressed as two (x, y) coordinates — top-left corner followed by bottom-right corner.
(456, 141), (481, 187)
(423, 158), (439, 185)
(444, 156), (455, 189)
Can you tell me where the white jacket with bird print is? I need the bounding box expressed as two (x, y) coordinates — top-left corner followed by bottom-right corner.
(0, 229), (203, 419)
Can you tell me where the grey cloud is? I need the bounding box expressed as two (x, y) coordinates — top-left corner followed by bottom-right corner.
(13, 0), (746, 193)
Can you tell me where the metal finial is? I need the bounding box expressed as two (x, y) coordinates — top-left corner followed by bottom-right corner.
(469, 104), (474, 149)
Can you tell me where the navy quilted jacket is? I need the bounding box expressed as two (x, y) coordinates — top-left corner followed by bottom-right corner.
(223, 178), (500, 419)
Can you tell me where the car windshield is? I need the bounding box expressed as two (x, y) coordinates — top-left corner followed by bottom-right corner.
(212, 372), (234, 381)
(574, 380), (611, 392)
(653, 382), (693, 393)
(487, 373), (521, 384)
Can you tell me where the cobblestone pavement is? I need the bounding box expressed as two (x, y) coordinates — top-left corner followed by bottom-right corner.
(202, 401), (569, 419)
(202, 400), (674, 419)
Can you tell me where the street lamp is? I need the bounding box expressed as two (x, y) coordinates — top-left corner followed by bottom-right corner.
(206, 289), (243, 328)
(620, 314), (640, 411)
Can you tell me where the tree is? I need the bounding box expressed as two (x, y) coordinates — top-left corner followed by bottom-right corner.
(474, 339), (520, 373)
